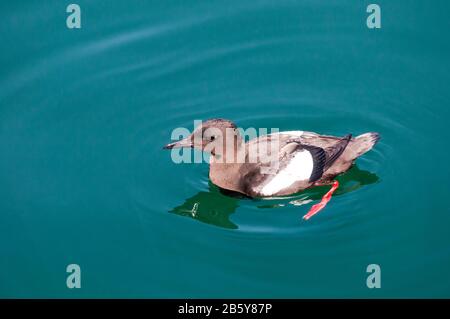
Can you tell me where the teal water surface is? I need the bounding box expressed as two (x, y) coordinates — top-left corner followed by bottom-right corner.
(1, 1), (450, 297)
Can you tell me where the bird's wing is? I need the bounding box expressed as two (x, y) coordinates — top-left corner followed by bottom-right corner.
(322, 134), (352, 171)
(240, 140), (326, 197)
(240, 134), (352, 197)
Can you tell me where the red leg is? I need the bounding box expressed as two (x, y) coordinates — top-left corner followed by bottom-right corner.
(303, 180), (339, 220)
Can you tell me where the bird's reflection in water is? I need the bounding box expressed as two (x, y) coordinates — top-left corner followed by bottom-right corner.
(170, 165), (379, 229)
(169, 186), (242, 229)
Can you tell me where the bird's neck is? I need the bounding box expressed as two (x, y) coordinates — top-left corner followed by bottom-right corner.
(209, 137), (246, 193)
(211, 135), (245, 163)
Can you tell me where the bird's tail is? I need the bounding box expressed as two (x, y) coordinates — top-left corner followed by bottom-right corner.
(351, 132), (380, 157)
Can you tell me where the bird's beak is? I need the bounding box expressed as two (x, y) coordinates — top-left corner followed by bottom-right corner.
(163, 137), (193, 150)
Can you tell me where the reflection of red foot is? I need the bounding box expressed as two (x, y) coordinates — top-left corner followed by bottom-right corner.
(303, 180), (339, 220)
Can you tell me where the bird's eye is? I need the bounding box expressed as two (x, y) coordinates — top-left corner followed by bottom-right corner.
(209, 136), (215, 141)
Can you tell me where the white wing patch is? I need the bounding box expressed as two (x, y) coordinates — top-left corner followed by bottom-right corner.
(279, 130), (304, 136)
(260, 149), (313, 196)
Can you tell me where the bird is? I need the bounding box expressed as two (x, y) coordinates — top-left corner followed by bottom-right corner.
(164, 119), (379, 219)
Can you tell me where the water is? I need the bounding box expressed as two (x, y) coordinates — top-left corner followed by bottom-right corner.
(1, 0), (450, 298)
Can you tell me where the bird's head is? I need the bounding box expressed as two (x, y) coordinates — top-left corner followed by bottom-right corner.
(163, 119), (240, 156)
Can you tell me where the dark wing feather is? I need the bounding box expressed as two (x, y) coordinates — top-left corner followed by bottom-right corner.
(323, 134), (352, 171)
(302, 145), (326, 183)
